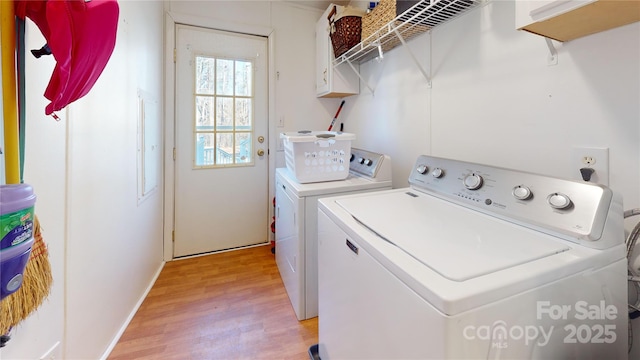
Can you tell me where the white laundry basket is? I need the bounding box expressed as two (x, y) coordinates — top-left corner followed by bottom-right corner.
(281, 131), (356, 183)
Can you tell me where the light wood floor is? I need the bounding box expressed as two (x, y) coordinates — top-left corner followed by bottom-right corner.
(108, 245), (318, 360)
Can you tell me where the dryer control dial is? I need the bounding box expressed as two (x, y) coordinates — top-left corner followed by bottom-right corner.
(512, 185), (532, 200)
(463, 173), (483, 190)
(416, 164), (429, 175)
(547, 192), (572, 210)
(432, 168), (444, 178)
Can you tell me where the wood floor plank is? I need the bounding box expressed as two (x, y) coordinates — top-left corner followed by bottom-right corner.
(108, 245), (317, 360)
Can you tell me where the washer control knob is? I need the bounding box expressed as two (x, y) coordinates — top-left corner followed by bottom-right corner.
(463, 173), (483, 190)
(416, 164), (429, 175)
(350, 154), (355, 162)
(432, 168), (444, 178)
(547, 193), (572, 210)
(363, 159), (373, 166)
(512, 185), (532, 200)
(358, 157), (365, 164)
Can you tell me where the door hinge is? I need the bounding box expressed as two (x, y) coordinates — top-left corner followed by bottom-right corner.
(172, 230), (175, 242)
(173, 147), (176, 161)
(173, 48), (176, 63)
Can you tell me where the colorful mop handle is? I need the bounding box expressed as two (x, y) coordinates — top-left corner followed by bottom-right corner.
(1, 0), (20, 184)
(328, 100), (345, 131)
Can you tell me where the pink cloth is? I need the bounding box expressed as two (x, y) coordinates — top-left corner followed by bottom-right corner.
(16, 0), (119, 115)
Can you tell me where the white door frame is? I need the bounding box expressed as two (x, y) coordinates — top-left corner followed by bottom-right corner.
(163, 11), (276, 261)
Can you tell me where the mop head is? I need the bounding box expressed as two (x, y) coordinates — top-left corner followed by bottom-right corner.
(0, 215), (53, 335)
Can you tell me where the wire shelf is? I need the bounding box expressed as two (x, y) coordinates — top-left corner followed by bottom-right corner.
(333, 0), (482, 66)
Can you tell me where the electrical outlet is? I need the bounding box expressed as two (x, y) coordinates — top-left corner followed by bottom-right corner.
(582, 156), (595, 165)
(571, 147), (609, 186)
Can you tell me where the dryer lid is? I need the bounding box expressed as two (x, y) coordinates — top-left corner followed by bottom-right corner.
(336, 190), (571, 282)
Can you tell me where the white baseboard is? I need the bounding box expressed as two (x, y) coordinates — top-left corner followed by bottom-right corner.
(173, 242), (270, 261)
(99, 262), (165, 360)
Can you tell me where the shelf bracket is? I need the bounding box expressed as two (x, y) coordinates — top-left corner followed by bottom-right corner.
(394, 29), (431, 87)
(545, 38), (558, 66)
(344, 57), (375, 94)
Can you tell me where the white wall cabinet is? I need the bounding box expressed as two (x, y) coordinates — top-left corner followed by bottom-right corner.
(516, 0), (640, 42)
(315, 5), (359, 98)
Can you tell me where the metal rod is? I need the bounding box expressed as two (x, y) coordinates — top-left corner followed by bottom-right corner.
(345, 58), (375, 94)
(394, 29), (431, 85)
(545, 38), (558, 65)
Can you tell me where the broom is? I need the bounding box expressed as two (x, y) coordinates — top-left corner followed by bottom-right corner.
(0, 3), (53, 343)
(0, 217), (52, 336)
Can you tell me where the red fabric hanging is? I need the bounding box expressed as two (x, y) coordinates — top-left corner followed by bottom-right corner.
(16, 0), (119, 116)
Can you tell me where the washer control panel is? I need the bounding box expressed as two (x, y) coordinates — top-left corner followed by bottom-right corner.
(408, 155), (614, 244)
(349, 148), (389, 180)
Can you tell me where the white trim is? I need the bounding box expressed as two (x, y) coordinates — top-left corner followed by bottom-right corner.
(167, 11), (273, 37)
(172, 242), (270, 261)
(99, 262), (165, 360)
(163, 11), (177, 262)
(267, 24), (277, 243)
(163, 11), (276, 261)
(62, 106), (71, 358)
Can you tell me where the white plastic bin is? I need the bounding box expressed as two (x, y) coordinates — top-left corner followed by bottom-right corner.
(281, 131), (356, 183)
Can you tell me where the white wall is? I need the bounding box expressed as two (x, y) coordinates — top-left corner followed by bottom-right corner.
(0, 1), (165, 359)
(340, 32), (432, 186)
(346, 1), (640, 196)
(64, 1), (165, 358)
(344, 0), (640, 356)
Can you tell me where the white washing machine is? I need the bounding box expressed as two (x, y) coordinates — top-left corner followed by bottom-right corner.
(275, 148), (392, 321)
(315, 155), (627, 359)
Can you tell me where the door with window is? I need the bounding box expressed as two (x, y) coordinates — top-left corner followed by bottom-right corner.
(174, 25), (269, 257)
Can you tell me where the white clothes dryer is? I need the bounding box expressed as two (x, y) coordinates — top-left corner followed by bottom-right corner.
(315, 155), (627, 359)
(275, 148), (392, 320)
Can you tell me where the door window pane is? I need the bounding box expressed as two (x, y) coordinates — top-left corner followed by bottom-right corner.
(195, 133), (215, 166)
(216, 59), (234, 96)
(194, 55), (255, 168)
(216, 97), (233, 130)
(195, 96), (214, 131)
(235, 61), (252, 96)
(195, 57), (215, 95)
(235, 98), (251, 130)
(216, 133), (234, 165)
(236, 133), (251, 164)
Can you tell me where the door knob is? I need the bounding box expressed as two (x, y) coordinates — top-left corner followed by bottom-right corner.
(257, 149), (265, 156)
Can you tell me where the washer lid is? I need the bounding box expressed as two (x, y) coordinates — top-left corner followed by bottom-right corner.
(336, 190), (571, 282)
